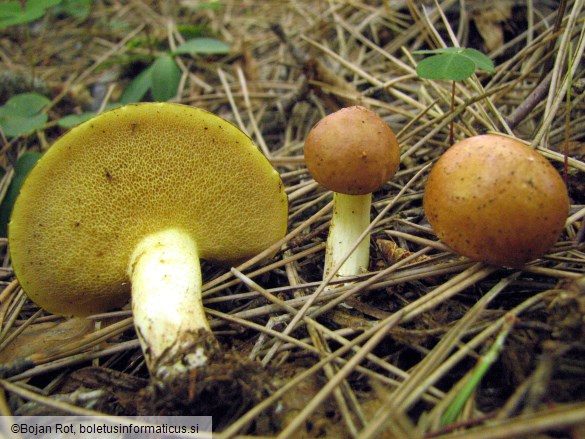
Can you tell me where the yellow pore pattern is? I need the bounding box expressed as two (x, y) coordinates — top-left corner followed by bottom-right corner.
(9, 103), (288, 315)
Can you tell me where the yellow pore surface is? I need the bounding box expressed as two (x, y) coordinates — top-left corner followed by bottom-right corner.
(9, 103), (288, 316)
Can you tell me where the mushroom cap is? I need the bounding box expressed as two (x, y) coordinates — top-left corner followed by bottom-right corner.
(304, 106), (400, 195)
(423, 134), (569, 267)
(9, 103), (288, 316)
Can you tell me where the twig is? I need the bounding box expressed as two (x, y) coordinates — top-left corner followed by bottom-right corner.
(505, 71), (553, 130)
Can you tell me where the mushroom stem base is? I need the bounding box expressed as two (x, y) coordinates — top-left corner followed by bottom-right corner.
(144, 335), (273, 428)
(324, 192), (371, 279)
(129, 228), (213, 385)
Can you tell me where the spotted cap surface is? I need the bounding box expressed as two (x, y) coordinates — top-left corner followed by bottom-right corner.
(423, 134), (569, 267)
(304, 106), (400, 195)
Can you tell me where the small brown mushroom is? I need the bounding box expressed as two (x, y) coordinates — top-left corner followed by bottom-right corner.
(423, 134), (569, 267)
(304, 106), (400, 279)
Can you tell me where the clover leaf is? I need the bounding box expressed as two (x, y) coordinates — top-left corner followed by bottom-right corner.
(413, 47), (495, 81)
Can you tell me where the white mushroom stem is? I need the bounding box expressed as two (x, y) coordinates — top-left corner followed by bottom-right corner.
(324, 192), (371, 280)
(128, 228), (212, 384)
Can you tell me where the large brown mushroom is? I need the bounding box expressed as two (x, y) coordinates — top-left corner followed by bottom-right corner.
(9, 103), (288, 390)
(304, 106), (400, 279)
(423, 134), (569, 267)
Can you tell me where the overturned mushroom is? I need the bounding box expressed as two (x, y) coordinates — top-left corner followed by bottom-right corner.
(9, 103), (288, 392)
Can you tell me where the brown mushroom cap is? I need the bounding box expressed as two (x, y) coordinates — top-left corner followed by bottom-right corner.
(9, 103), (288, 316)
(423, 134), (569, 267)
(304, 106), (400, 195)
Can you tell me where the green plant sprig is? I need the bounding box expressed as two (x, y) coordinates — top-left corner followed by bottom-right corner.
(440, 315), (514, 427)
(413, 47), (495, 145)
(0, 0), (91, 30)
(121, 37), (231, 103)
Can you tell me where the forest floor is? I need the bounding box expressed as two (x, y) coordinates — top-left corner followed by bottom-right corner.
(0, 1), (584, 438)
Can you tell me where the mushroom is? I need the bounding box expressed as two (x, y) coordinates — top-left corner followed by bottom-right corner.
(8, 103), (288, 389)
(423, 134), (569, 267)
(304, 106), (400, 279)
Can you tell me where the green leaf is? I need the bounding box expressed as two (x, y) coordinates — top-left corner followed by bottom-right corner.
(0, 152), (42, 237)
(0, 0), (61, 29)
(440, 315), (513, 426)
(29, 0), (62, 9)
(183, 1), (223, 11)
(1, 93), (50, 117)
(120, 65), (153, 104)
(59, 0), (92, 19)
(414, 47), (495, 81)
(0, 2), (27, 19)
(415, 53), (476, 81)
(150, 55), (181, 102)
(460, 48), (495, 73)
(0, 0), (59, 19)
(0, 5), (45, 29)
(0, 93), (50, 137)
(0, 113), (48, 137)
(57, 112), (97, 128)
(177, 24), (210, 39)
(413, 47), (464, 56)
(57, 103), (121, 128)
(174, 37), (230, 55)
